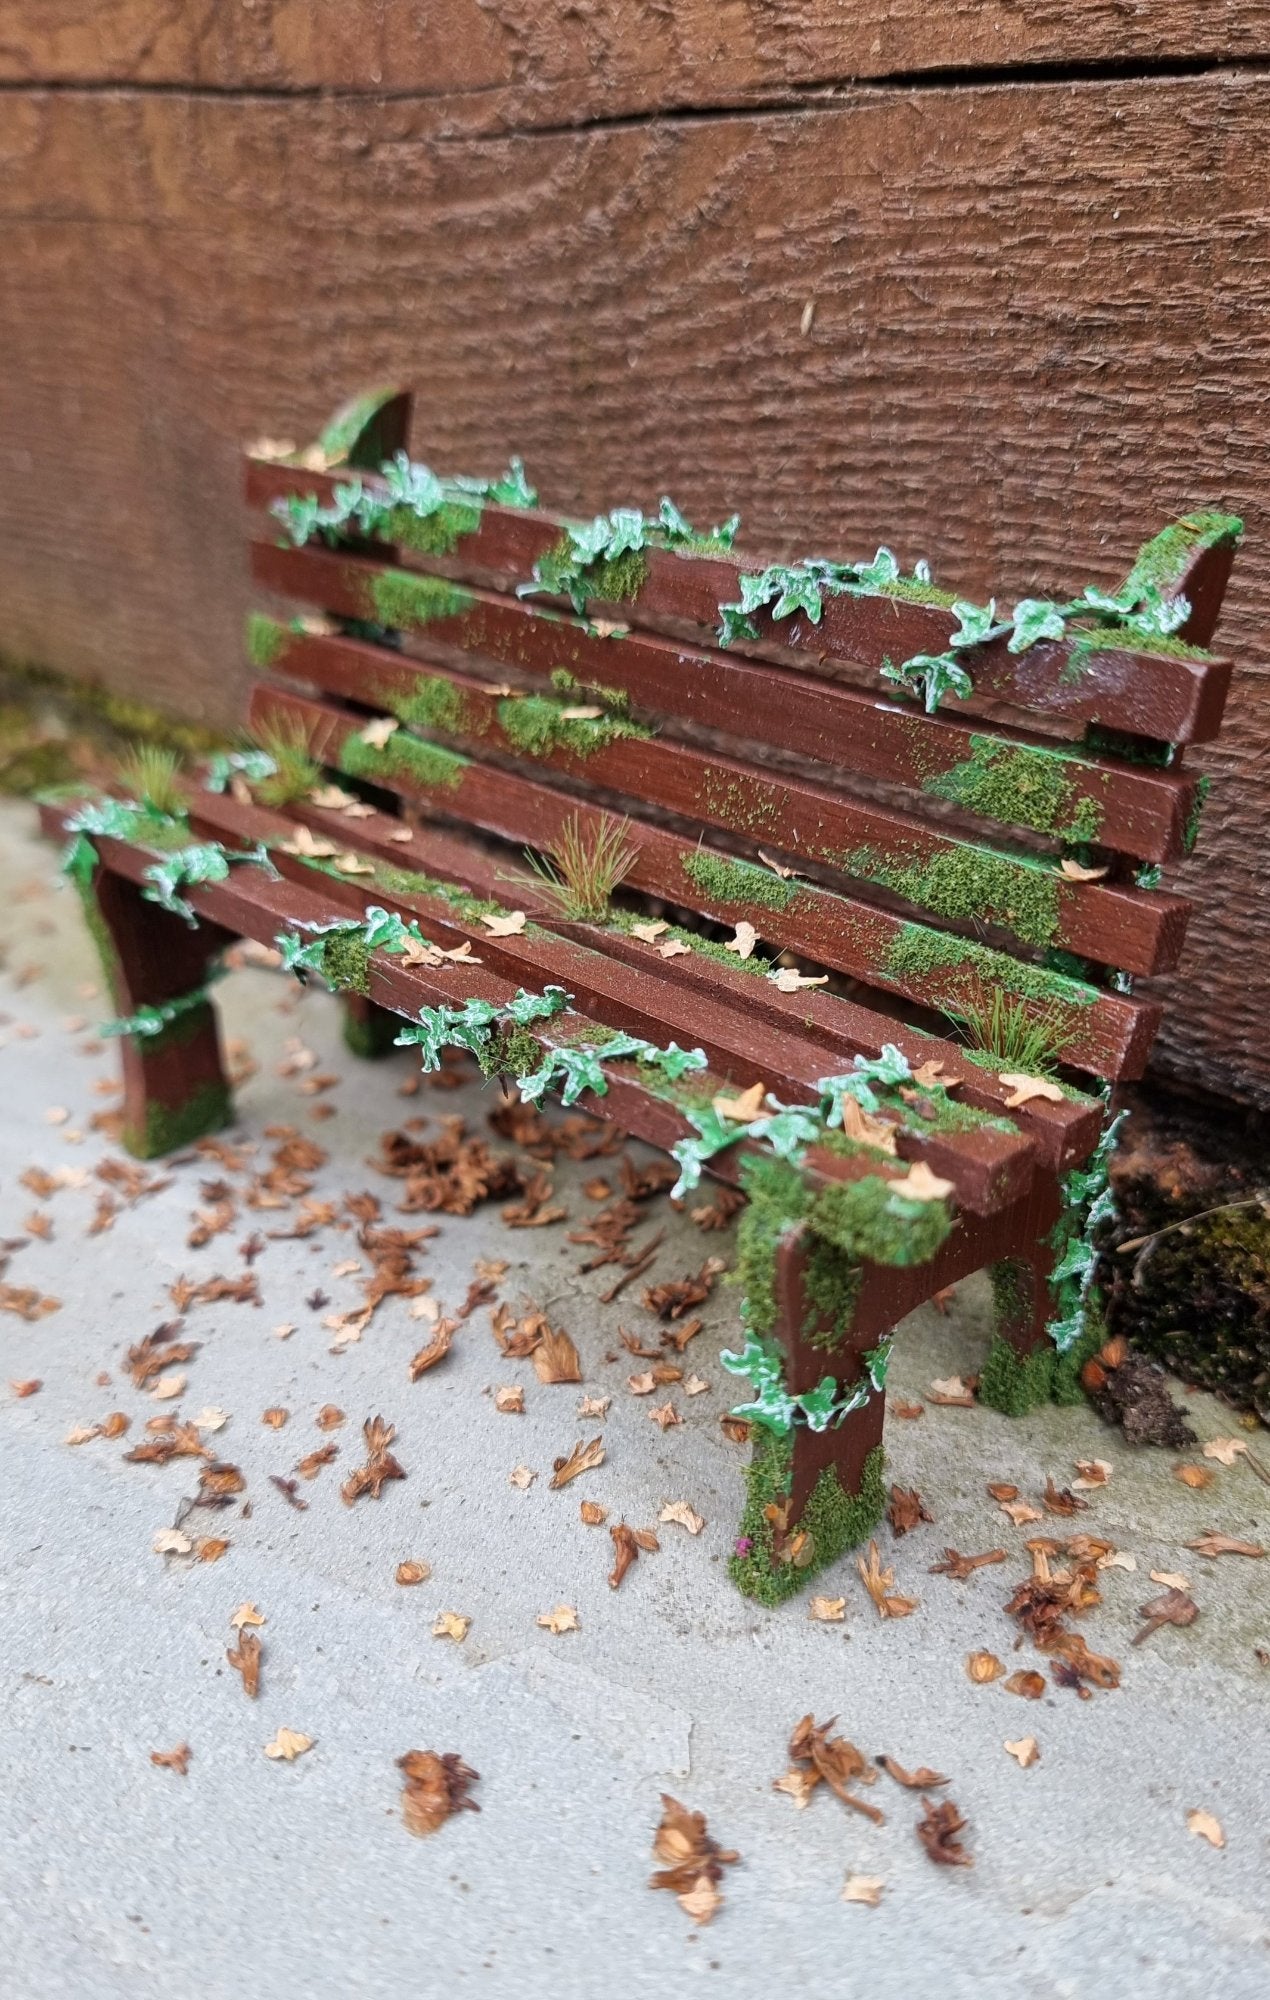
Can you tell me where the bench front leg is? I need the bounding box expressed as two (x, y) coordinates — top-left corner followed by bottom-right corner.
(729, 1223), (889, 1605)
(78, 862), (235, 1158)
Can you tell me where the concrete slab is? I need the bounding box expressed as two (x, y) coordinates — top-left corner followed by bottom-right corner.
(1, 801), (1267, 1999)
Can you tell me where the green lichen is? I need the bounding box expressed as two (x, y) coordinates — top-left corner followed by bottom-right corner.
(924, 735), (1105, 844)
(496, 693), (649, 760)
(729, 1431), (885, 1606)
(339, 730), (468, 793)
(681, 849), (796, 912)
(246, 613), (289, 672)
(841, 840), (1061, 950)
(365, 569), (474, 630)
(320, 931), (371, 995)
(125, 1078), (233, 1161)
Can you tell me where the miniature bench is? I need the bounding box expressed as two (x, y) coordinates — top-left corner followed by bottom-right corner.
(43, 386), (1242, 1604)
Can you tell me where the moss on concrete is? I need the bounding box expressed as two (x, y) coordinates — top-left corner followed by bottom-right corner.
(681, 849), (796, 912)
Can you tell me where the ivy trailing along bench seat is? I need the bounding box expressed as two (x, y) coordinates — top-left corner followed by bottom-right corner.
(40, 385), (1243, 1605)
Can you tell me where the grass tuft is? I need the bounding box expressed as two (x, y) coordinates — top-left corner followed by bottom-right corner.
(523, 813), (636, 922)
(251, 721), (322, 807)
(115, 744), (186, 818)
(949, 990), (1068, 1075)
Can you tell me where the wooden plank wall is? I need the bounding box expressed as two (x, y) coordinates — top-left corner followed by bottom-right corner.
(1, 3), (1268, 1108)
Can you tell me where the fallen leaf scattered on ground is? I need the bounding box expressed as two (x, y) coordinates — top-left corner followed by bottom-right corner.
(1072, 1459), (1112, 1490)
(1004, 1737), (1040, 1768)
(776, 1716), (883, 1823)
(531, 1321), (582, 1384)
(648, 1400), (682, 1431)
(999, 1072), (1066, 1108)
(150, 1744), (192, 1775)
(916, 1797), (973, 1868)
(1150, 1569), (1191, 1591)
(1004, 1670), (1047, 1700)
(10, 1379), (41, 1398)
(408, 1321), (455, 1379)
(858, 1540), (918, 1619)
(659, 1501), (705, 1535)
(649, 1795), (739, 1925)
(876, 1755), (949, 1790)
(808, 1596), (846, 1623)
(433, 1612), (471, 1642)
(398, 1750), (480, 1836)
(888, 1486), (932, 1535)
(1201, 1438), (1248, 1467)
(536, 1604), (580, 1635)
(1132, 1587), (1199, 1646)
(341, 1415), (406, 1503)
(509, 1465), (536, 1489)
(998, 1497), (1044, 1527)
(927, 1376), (975, 1407)
(550, 1436), (605, 1489)
(263, 1729), (313, 1762)
(609, 1522), (659, 1588)
(229, 1603), (265, 1631)
(152, 1528), (192, 1556)
(1186, 1531), (1264, 1559)
(226, 1630), (262, 1698)
(1173, 1463), (1214, 1490)
(495, 1385), (525, 1414)
(396, 1560), (431, 1586)
(841, 1874), (884, 1907)
(967, 1651), (1005, 1683)
(1186, 1807), (1225, 1849)
(579, 1499), (607, 1524)
(929, 1547), (1006, 1581)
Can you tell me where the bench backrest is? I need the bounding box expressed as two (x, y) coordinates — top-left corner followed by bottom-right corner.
(243, 388), (1240, 1089)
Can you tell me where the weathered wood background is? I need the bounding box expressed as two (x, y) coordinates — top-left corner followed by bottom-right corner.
(1, 4), (1268, 1107)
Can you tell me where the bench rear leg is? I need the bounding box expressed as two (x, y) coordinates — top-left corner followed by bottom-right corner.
(341, 994), (402, 1060)
(730, 1224), (889, 1605)
(980, 1245), (1106, 1415)
(78, 863), (234, 1158)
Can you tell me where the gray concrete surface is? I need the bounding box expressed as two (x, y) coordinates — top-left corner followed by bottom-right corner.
(0, 800), (1267, 2000)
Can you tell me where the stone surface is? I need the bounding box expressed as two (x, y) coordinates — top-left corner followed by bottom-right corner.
(1, 800), (1267, 1999)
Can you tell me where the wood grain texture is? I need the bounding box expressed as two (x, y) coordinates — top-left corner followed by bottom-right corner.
(1, 79), (1267, 1104)
(5, 3), (1270, 124)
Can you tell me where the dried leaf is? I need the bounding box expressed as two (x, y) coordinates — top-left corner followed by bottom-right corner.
(227, 1631), (262, 1698)
(770, 968), (828, 992)
(1004, 1736), (1040, 1767)
(999, 1072), (1066, 1108)
(712, 1082), (767, 1124)
(532, 1322), (582, 1384)
(1004, 1670), (1047, 1700)
(660, 1501), (705, 1535)
(407, 1320), (455, 1379)
(967, 1651), (1005, 1684)
(724, 921), (758, 959)
(495, 1385), (525, 1414)
(1132, 1586), (1198, 1646)
(150, 1743), (192, 1775)
(889, 1160), (953, 1202)
(1150, 1569), (1191, 1591)
(399, 1750), (480, 1836)
(1072, 1458), (1112, 1490)
(630, 920), (669, 943)
(783, 1716), (883, 1822)
(649, 1795), (739, 1925)
(509, 1465), (536, 1489)
(152, 1528), (192, 1556)
(1186, 1807), (1225, 1849)
(1173, 1462), (1214, 1489)
(579, 1499), (607, 1525)
(648, 1400), (682, 1431)
(263, 1728), (313, 1762)
(998, 1498), (1044, 1526)
(1058, 857), (1109, 881)
(261, 1406), (289, 1429)
(857, 1539), (918, 1618)
(808, 1595), (846, 1623)
(876, 1755), (949, 1790)
(929, 1547), (1007, 1580)
(396, 1560), (431, 1585)
(480, 910), (527, 937)
(536, 1604), (580, 1635)
(658, 938), (691, 959)
(915, 1796), (973, 1868)
(433, 1611), (471, 1643)
(1185, 1530), (1265, 1559)
(229, 1601), (265, 1631)
(927, 1375), (975, 1407)
(341, 1415), (407, 1503)
(841, 1873), (884, 1907)
(1201, 1436), (1248, 1467)
(359, 716), (399, 750)
(550, 1436), (605, 1488)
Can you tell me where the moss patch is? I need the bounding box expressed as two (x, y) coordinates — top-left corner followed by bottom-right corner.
(884, 922), (1096, 1037)
(924, 735), (1104, 844)
(842, 840), (1061, 950)
(385, 673), (474, 735)
(320, 931), (371, 995)
(496, 693), (649, 760)
(808, 1172), (953, 1268)
(246, 613), (289, 671)
(125, 1078), (233, 1160)
(729, 1431), (885, 1606)
(339, 729), (468, 794)
(681, 849), (796, 912)
(382, 499), (483, 557)
(365, 569), (474, 629)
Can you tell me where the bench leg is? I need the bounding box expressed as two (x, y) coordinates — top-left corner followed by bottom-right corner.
(979, 1249), (1107, 1416)
(77, 863), (234, 1158)
(729, 1224), (889, 1605)
(341, 994), (402, 1060)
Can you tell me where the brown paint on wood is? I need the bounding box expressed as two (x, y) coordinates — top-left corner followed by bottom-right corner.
(4, 82), (1266, 1105)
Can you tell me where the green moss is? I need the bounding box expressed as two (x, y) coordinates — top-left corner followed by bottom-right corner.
(386, 673), (474, 735)
(808, 1173), (953, 1268)
(125, 1078), (233, 1160)
(382, 499), (482, 557)
(1183, 773), (1211, 854)
(802, 1238), (863, 1349)
(681, 849), (796, 912)
(339, 730), (468, 793)
(365, 569), (474, 629)
(979, 1265), (1107, 1414)
(735, 1156), (809, 1338)
(536, 535), (648, 606)
(606, 908), (774, 976)
(924, 735), (1105, 844)
(1120, 513), (1243, 602)
(842, 840), (1061, 950)
(370, 861), (506, 926)
(978, 1332), (1057, 1415)
(884, 922), (1096, 1034)
(480, 1023), (542, 1079)
(1067, 626), (1209, 665)
(549, 666), (630, 712)
(1114, 1202), (1269, 1413)
(320, 931), (371, 995)
(341, 998), (401, 1059)
(496, 693), (649, 760)
(701, 771), (781, 839)
(246, 613), (289, 671)
(729, 1432), (885, 1606)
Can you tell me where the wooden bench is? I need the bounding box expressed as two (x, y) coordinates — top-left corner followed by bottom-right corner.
(42, 386), (1242, 1605)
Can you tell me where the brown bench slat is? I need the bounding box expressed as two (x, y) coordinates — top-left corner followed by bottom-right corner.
(248, 543), (1199, 863)
(246, 456), (1233, 744)
(249, 615), (1188, 977)
(178, 788), (1038, 1215)
(187, 784), (1104, 1175)
(247, 683), (1162, 1081)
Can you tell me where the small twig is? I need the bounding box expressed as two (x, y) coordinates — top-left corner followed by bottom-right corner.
(1116, 1195), (1268, 1255)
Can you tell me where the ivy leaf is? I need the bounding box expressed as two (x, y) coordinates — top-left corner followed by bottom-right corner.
(604, 508), (647, 558)
(489, 457), (536, 509)
(1009, 598), (1068, 653)
(716, 603), (759, 647)
(658, 496), (694, 540)
(949, 598), (998, 648)
(853, 547), (901, 590)
(771, 571), (825, 623)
